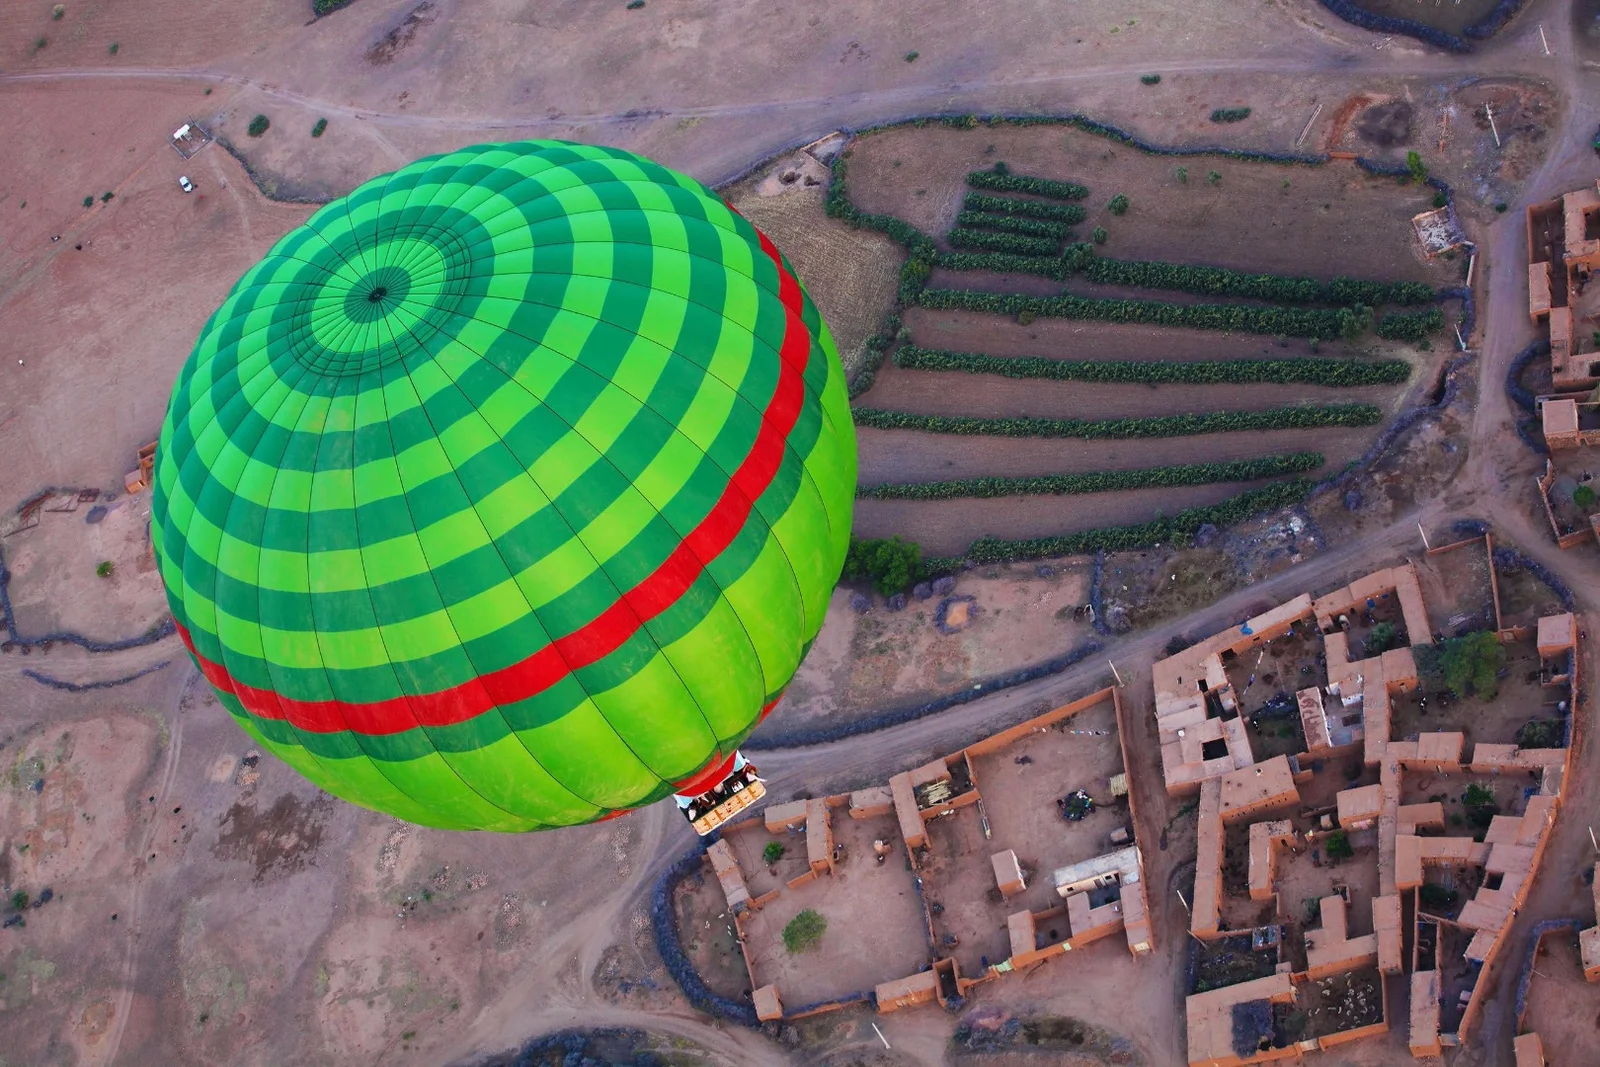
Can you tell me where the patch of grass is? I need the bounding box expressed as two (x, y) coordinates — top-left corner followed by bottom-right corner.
(763, 841), (785, 864)
(311, 118), (328, 138)
(904, 51), (919, 62)
(247, 114), (270, 138)
(782, 908), (827, 953)
(95, 560), (114, 578)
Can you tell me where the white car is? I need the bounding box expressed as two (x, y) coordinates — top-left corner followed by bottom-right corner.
(178, 176), (194, 193)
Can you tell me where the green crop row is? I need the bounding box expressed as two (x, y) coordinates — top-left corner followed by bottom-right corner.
(851, 403), (1382, 439)
(946, 227), (1060, 256)
(1210, 107), (1252, 123)
(917, 286), (1369, 338)
(963, 192), (1088, 223)
(954, 211), (1074, 239)
(953, 479), (1315, 564)
(967, 169), (1089, 200)
(936, 252), (1070, 279)
(1374, 307), (1446, 342)
(858, 452), (1324, 500)
(892, 345), (1412, 386)
(1078, 257), (1434, 307)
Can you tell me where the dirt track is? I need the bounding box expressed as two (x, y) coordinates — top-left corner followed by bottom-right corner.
(1, 1), (1599, 1065)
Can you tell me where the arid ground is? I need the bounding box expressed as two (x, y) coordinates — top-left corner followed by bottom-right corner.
(2, 1), (1599, 1066)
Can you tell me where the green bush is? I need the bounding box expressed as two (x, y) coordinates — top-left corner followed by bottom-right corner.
(1175, 167), (1188, 184)
(1573, 484), (1596, 509)
(52, 4), (65, 19)
(1415, 631), (1506, 700)
(958, 479), (1314, 563)
(108, 42), (118, 55)
(100, 191), (113, 202)
(247, 114), (271, 138)
(953, 211), (1073, 239)
(783, 909), (827, 953)
(1107, 194), (1129, 216)
(1091, 226), (1108, 245)
(843, 536), (923, 596)
(1432, 191), (1448, 209)
(852, 403), (1380, 440)
(1210, 107), (1251, 123)
(904, 51), (919, 62)
(859, 453), (1323, 500)
(82, 195), (94, 208)
(1374, 307), (1444, 342)
(1141, 74), (1161, 85)
(1406, 151), (1429, 183)
(311, 118), (328, 138)
(962, 192), (1087, 223)
(917, 286), (1369, 339)
(313, 0), (353, 14)
(9, 891), (27, 911)
(763, 841), (786, 864)
(967, 168), (1088, 200)
(1324, 830), (1353, 860)
(1365, 621), (1398, 655)
(95, 560), (114, 578)
(1515, 719), (1564, 749)
(1078, 257), (1433, 306)
(947, 227), (1059, 256)
(1207, 170), (1222, 186)
(893, 345), (1410, 386)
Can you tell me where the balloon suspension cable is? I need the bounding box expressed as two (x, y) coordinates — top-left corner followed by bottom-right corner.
(674, 751), (765, 836)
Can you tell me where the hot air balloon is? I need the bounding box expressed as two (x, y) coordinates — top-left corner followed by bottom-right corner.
(151, 140), (856, 833)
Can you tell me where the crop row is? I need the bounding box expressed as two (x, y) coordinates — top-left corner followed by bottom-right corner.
(1374, 307), (1446, 342)
(967, 169), (1089, 200)
(963, 192), (1088, 223)
(936, 252), (1069, 279)
(946, 227), (1061, 256)
(954, 211), (1074, 238)
(1210, 107), (1252, 123)
(917, 286), (1368, 338)
(893, 345), (1412, 386)
(950, 479), (1316, 564)
(851, 403), (1382, 439)
(858, 452), (1325, 500)
(1078, 257), (1434, 307)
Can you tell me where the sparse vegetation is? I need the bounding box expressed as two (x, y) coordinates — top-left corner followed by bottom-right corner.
(843, 536), (923, 596)
(1210, 107), (1251, 123)
(1107, 194), (1129, 216)
(1175, 166), (1188, 184)
(311, 118), (328, 138)
(247, 114), (271, 138)
(762, 841), (785, 864)
(96, 560), (114, 578)
(782, 909), (827, 953)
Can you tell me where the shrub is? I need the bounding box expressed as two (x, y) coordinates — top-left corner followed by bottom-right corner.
(1207, 170), (1222, 185)
(1574, 484), (1597, 510)
(1374, 308), (1444, 342)
(34, 36), (47, 50)
(247, 114), (271, 138)
(1107, 194), (1129, 216)
(1364, 621), (1397, 655)
(947, 227), (1059, 256)
(859, 453), (1323, 501)
(108, 42), (118, 54)
(1175, 166), (1188, 183)
(893, 345), (1410, 386)
(96, 560), (114, 578)
(967, 168), (1089, 200)
(100, 191), (113, 202)
(843, 536), (923, 596)
(904, 51), (919, 62)
(917, 286), (1368, 339)
(962, 192), (1087, 223)
(1324, 831), (1353, 860)
(311, 118), (328, 138)
(1515, 719), (1563, 750)
(938, 252), (1070, 279)
(9, 891), (27, 911)
(954, 211), (1073, 239)
(313, 0), (353, 13)
(852, 403), (1381, 440)
(1418, 884), (1457, 910)
(1494, 202), (1508, 213)
(53, 4), (65, 19)
(783, 909), (827, 953)
(1091, 226), (1108, 245)
(1141, 74), (1161, 85)
(1210, 107), (1251, 123)
(1432, 190), (1448, 209)
(82, 196), (94, 208)
(762, 841), (785, 864)
(1406, 150), (1428, 183)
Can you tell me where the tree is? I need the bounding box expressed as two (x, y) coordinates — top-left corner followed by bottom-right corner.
(843, 536), (923, 596)
(782, 908), (827, 953)
(1364, 621), (1397, 656)
(1574, 484), (1597, 510)
(763, 841), (785, 864)
(1435, 631), (1506, 700)
(1324, 830), (1353, 860)
(1406, 151), (1428, 183)
(247, 114), (271, 138)
(1091, 226), (1108, 245)
(1108, 194), (1129, 216)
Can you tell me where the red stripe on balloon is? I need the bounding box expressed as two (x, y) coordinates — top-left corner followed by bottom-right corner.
(177, 226), (813, 738)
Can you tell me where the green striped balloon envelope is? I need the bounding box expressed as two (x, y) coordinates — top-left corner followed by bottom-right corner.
(151, 140), (856, 832)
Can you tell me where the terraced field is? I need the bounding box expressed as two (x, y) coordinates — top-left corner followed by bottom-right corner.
(835, 119), (1466, 561)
